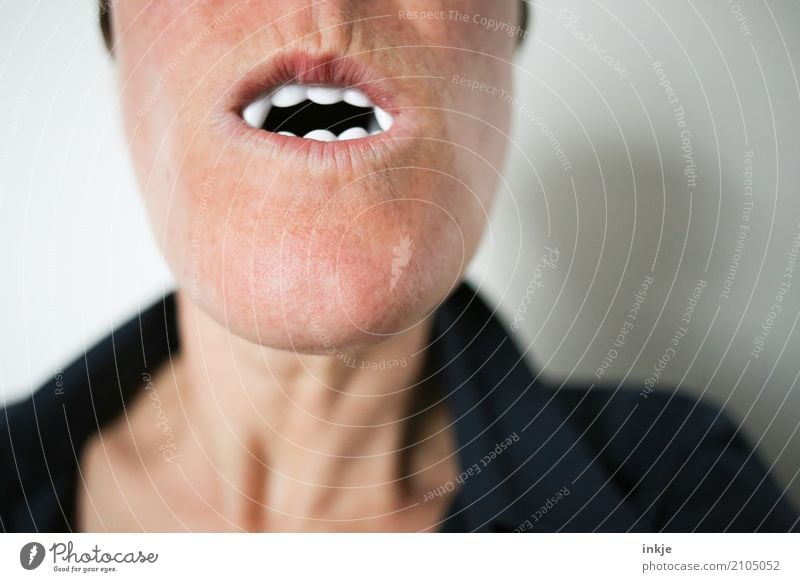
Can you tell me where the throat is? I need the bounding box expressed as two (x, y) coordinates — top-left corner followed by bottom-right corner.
(194, 399), (458, 531)
(159, 292), (460, 530)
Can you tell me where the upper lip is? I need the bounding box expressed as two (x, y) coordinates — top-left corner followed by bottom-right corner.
(228, 51), (400, 128)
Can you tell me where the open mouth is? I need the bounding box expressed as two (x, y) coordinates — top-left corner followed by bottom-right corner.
(242, 84), (395, 142)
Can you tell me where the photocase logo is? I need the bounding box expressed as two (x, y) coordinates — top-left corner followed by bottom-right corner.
(390, 235), (413, 291)
(19, 542), (45, 570)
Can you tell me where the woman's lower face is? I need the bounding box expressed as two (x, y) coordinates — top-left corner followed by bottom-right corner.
(116, 0), (518, 351)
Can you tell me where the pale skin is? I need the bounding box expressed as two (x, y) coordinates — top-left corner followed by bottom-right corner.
(77, 0), (519, 532)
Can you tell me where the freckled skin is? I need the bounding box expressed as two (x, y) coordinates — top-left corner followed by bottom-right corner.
(113, 0), (517, 352)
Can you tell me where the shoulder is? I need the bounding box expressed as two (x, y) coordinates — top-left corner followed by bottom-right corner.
(0, 293), (179, 532)
(0, 388), (74, 531)
(553, 385), (798, 531)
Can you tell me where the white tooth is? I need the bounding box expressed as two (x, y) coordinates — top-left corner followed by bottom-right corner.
(306, 86), (344, 105)
(270, 84), (307, 108)
(303, 129), (337, 142)
(338, 127), (369, 141)
(374, 107), (394, 132)
(277, 131), (295, 137)
(343, 88), (372, 108)
(242, 95), (271, 128)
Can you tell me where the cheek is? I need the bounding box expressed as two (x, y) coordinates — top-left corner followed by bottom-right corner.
(407, 19), (516, 202)
(448, 59), (514, 201)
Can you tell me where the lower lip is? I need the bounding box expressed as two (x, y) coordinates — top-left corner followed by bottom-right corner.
(212, 106), (414, 170)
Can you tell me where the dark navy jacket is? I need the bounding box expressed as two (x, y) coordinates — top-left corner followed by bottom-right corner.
(1, 283), (797, 532)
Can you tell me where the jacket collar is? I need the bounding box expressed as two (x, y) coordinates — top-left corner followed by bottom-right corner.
(433, 283), (647, 532)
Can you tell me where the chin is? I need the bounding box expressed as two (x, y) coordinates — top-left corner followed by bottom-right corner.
(169, 158), (475, 353)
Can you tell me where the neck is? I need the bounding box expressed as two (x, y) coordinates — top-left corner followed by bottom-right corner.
(168, 290), (456, 530)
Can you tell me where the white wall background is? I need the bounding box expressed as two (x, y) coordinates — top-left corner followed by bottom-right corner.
(1, 1), (799, 505)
